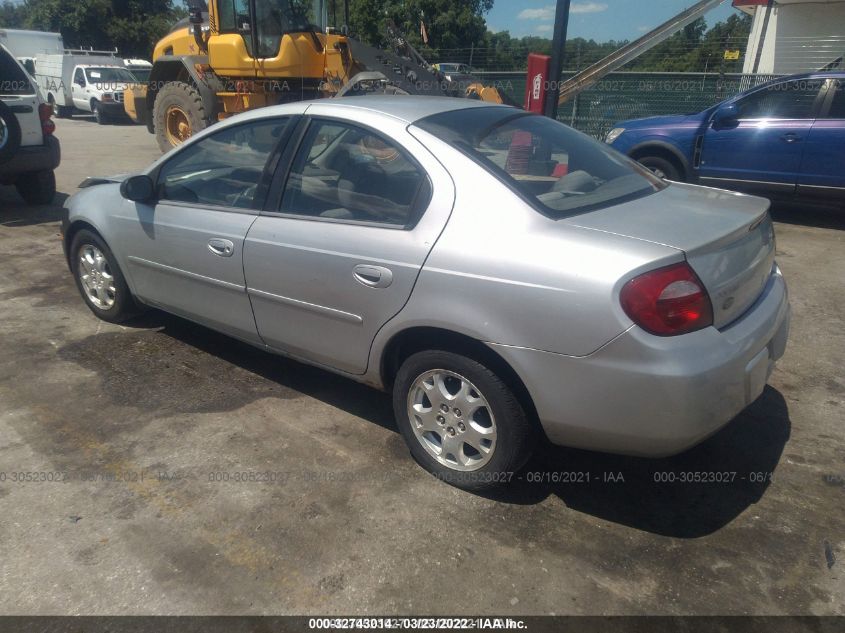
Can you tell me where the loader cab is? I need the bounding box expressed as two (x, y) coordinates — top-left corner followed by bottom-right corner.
(210, 0), (327, 71)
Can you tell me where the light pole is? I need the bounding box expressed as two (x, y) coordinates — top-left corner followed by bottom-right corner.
(543, 0), (572, 119)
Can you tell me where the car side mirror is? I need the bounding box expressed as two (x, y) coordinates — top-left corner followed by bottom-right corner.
(120, 175), (156, 203)
(712, 104), (739, 129)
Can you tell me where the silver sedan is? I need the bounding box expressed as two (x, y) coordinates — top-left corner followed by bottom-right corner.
(62, 97), (791, 490)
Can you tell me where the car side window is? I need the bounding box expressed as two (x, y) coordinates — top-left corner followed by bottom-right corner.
(157, 118), (288, 210)
(73, 68), (85, 86)
(280, 120), (428, 227)
(737, 79), (823, 119)
(825, 80), (845, 119)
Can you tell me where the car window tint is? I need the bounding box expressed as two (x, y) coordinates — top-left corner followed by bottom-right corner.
(0, 49), (33, 95)
(280, 120), (426, 226)
(737, 79), (823, 119)
(416, 108), (663, 217)
(826, 80), (845, 119)
(157, 118), (288, 209)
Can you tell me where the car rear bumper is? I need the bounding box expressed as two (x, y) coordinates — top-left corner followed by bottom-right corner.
(0, 135), (61, 179)
(491, 265), (790, 457)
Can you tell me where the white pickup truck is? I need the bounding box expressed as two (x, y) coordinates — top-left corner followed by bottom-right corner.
(0, 43), (60, 205)
(35, 53), (137, 124)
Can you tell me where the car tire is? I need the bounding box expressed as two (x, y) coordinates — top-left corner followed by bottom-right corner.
(0, 100), (22, 165)
(393, 350), (534, 491)
(153, 81), (208, 152)
(637, 155), (682, 181)
(49, 96), (70, 119)
(92, 100), (107, 125)
(70, 229), (137, 323)
(15, 170), (56, 205)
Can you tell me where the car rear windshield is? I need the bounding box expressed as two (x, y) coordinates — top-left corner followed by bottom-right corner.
(415, 108), (665, 216)
(0, 49), (34, 95)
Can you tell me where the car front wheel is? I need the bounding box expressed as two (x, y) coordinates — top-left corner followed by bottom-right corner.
(70, 229), (137, 323)
(393, 350), (534, 490)
(637, 155), (682, 181)
(92, 101), (107, 125)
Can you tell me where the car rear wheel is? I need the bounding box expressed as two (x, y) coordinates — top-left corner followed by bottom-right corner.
(637, 155), (682, 181)
(393, 350), (534, 490)
(70, 230), (137, 323)
(15, 170), (56, 205)
(49, 95), (70, 119)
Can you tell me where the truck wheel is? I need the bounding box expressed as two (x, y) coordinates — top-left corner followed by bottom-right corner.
(15, 170), (56, 205)
(49, 95), (70, 119)
(0, 101), (22, 165)
(637, 155), (682, 182)
(153, 82), (208, 152)
(92, 100), (108, 125)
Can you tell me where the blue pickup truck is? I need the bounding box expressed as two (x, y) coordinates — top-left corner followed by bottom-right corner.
(607, 72), (845, 204)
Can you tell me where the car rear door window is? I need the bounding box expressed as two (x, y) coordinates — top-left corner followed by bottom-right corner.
(824, 80), (845, 118)
(737, 79), (824, 119)
(157, 118), (289, 209)
(279, 120), (428, 227)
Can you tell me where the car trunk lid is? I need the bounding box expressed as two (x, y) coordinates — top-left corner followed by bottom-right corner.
(566, 182), (775, 328)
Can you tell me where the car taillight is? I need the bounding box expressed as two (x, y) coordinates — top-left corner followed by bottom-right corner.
(39, 103), (55, 136)
(620, 262), (713, 336)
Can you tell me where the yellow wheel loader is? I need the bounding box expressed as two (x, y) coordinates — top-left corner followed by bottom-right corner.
(124, 0), (507, 152)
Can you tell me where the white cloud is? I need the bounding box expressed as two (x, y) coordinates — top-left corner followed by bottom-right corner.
(536, 24), (554, 33)
(518, 6), (555, 20)
(518, 3), (608, 20)
(572, 2), (609, 14)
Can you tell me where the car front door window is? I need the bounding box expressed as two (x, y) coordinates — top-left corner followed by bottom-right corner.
(737, 79), (823, 119)
(157, 118), (289, 209)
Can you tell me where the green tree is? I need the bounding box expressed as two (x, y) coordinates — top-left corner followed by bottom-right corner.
(349, 0), (493, 57)
(12, 0), (186, 57)
(0, 1), (27, 28)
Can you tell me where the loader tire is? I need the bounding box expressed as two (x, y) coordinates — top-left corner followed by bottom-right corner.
(153, 82), (208, 153)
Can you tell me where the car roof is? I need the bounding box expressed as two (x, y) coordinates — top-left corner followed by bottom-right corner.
(237, 95), (517, 126)
(326, 95), (515, 123)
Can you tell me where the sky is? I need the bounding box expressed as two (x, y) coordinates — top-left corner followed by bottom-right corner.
(486, 0), (741, 41)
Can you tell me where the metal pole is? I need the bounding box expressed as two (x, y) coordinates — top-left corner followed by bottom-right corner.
(543, 0), (571, 119)
(752, 0), (775, 74)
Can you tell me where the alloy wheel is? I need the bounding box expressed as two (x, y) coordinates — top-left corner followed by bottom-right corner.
(407, 369), (497, 471)
(77, 245), (116, 310)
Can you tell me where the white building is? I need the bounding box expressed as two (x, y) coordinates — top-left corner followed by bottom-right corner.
(734, 0), (845, 74)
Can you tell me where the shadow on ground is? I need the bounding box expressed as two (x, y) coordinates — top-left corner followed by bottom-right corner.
(109, 310), (790, 539)
(770, 200), (845, 231)
(0, 188), (67, 226)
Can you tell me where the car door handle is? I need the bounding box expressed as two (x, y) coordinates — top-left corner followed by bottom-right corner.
(208, 238), (235, 257)
(781, 133), (801, 143)
(353, 265), (393, 289)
